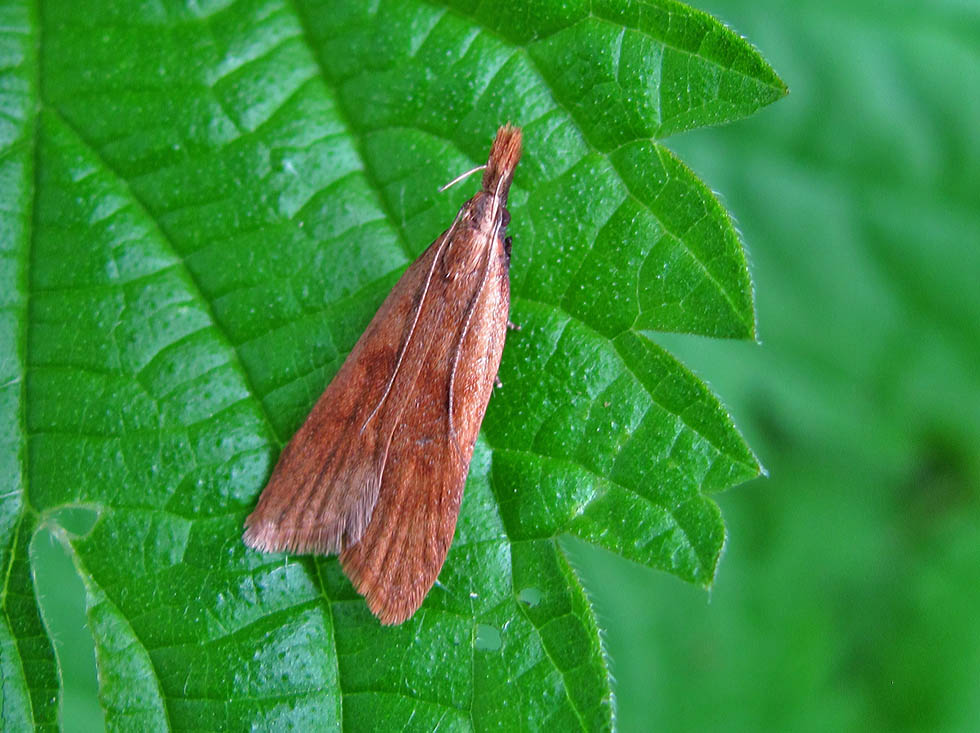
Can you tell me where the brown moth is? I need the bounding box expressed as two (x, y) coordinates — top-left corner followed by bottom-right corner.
(243, 125), (522, 625)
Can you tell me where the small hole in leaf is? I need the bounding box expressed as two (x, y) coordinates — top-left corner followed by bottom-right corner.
(50, 505), (101, 537)
(474, 623), (502, 651)
(31, 527), (104, 731)
(518, 587), (543, 607)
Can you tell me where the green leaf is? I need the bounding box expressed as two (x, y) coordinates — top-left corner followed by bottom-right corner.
(3, 0), (783, 728)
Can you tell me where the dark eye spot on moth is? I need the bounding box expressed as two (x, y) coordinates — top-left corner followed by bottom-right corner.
(243, 125), (523, 625)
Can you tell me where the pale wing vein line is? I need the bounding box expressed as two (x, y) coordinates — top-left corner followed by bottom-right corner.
(447, 173), (509, 442)
(361, 209), (465, 433)
(446, 225), (498, 445)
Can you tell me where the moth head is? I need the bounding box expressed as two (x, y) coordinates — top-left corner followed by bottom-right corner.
(463, 190), (510, 236)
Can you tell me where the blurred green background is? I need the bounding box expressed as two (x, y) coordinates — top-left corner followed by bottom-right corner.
(571, 0), (980, 730)
(32, 0), (980, 730)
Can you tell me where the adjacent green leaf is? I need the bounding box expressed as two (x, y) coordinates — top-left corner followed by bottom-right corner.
(3, 0), (783, 728)
(1, 4), (60, 731)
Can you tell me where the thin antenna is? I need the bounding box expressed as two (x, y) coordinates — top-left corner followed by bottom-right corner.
(438, 164), (487, 192)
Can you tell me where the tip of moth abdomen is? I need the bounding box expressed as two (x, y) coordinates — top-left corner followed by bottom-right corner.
(340, 554), (427, 626)
(340, 531), (438, 625)
(481, 124), (522, 201)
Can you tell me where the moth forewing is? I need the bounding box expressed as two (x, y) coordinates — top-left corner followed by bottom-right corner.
(242, 239), (449, 555)
(243, 125), (523, 625)
(342, 219), (512, 624)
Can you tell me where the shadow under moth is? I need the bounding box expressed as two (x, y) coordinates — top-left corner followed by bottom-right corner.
(244, 125), (523, 625)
